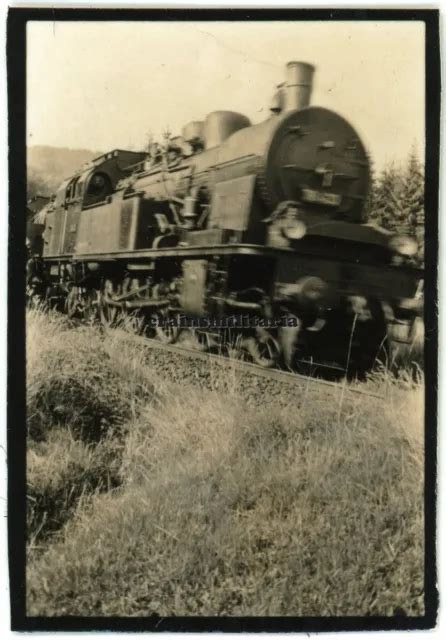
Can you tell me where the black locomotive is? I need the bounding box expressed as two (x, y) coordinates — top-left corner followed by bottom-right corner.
(27, 61), (423, 372)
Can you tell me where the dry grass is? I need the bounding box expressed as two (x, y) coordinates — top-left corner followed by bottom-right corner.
(27, 428), (123, 543)
(26, 307), (155, 442)
(26, 307), (424, 617)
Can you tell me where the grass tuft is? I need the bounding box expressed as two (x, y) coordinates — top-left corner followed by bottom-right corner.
(27, 306), (155, 442)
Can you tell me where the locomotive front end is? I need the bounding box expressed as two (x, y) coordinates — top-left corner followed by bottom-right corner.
(259, 62), (422, 370)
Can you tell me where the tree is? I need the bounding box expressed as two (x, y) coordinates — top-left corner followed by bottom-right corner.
(372, 163), (403, 231)
(364, 154), (377, 223)
(400, 145), (424, 238)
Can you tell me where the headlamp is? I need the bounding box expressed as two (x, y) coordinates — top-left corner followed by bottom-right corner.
(283, 220), (307, 240)
(389, 234), (418, 257)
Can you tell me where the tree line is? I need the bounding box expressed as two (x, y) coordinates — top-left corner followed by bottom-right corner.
(364, 146), (425, 256)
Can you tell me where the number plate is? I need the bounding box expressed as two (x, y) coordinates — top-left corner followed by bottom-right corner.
(301, 188), (342, 207)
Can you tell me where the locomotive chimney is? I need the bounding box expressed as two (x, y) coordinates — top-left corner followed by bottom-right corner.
(284, 61), (315, 112)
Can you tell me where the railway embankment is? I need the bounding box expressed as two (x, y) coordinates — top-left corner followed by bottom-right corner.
(26, 307), (424, 616)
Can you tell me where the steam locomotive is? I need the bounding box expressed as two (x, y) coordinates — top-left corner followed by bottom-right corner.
(27, 61), (423, 372)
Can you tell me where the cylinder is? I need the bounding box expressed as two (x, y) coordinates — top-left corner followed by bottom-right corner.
(284, 61), (315, 112)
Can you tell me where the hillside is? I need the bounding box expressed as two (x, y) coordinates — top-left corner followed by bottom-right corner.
(27, 145), (103, 197)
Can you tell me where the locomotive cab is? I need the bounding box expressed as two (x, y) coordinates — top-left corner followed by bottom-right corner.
(42, 149), (148, 256)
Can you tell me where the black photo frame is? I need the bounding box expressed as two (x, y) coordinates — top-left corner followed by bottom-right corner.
(7, 7), (440, 632)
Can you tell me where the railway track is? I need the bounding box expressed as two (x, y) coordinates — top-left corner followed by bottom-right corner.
(109, 327), (385, 400)
(52, 304), (387, 400)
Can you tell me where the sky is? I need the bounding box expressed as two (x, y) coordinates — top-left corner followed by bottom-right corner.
(27, 20), (425, 171)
